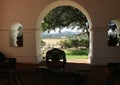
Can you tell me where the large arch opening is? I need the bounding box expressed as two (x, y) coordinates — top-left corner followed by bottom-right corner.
(36, 0), (92, 64)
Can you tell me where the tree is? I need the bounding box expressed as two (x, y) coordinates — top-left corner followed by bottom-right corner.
(41, 6), (89, 37)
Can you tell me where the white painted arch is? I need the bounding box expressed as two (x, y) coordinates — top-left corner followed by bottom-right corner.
(36, 0), (93, 63)
(36, 0), (92, 28)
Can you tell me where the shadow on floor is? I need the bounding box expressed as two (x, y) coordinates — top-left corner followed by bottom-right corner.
(0, 62), (115, 85)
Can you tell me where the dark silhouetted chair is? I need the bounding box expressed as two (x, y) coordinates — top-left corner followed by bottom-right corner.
(106, 63), (120, 85)
(0, 52), (16, 69)
(0, 70), (11, 85)
(46, 48), (66, 72)
(0, 52), (16, 85)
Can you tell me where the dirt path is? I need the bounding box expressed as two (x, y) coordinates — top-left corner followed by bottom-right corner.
(67, 59), (89, 63)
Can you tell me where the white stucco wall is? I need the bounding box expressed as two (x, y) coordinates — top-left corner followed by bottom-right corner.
(0, 0), (120, 65)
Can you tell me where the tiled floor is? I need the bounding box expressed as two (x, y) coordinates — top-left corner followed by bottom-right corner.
(67, 59), (89, 64)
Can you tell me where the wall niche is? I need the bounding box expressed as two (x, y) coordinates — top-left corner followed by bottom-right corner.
(108, 19), (120, 47)
(10, 22), (23, 47)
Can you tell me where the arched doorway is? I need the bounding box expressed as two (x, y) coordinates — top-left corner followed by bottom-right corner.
(36, 0), (92, 64)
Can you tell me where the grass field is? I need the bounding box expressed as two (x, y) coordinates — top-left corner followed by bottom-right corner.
(42, 39), (89, 63)
(64, 48), (88, 59)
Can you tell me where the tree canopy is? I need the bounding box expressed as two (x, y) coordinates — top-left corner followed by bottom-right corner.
(41, 6), (89, 34)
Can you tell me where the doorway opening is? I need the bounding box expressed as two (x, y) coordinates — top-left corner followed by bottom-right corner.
(41, 26), (89, 64)
(36, 0), (92, 64)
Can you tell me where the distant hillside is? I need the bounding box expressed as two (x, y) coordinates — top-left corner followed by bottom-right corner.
(41, 31), (80, 39)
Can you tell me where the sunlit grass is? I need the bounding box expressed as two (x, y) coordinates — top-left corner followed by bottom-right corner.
(64, 48), (88, 59)
(66, 55), (88, 59)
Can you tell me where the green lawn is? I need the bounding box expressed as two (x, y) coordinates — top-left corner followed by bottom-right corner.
(64, 48), (88, 59)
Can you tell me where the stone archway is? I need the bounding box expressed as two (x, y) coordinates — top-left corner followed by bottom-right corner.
(36, 0), (93, 63)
